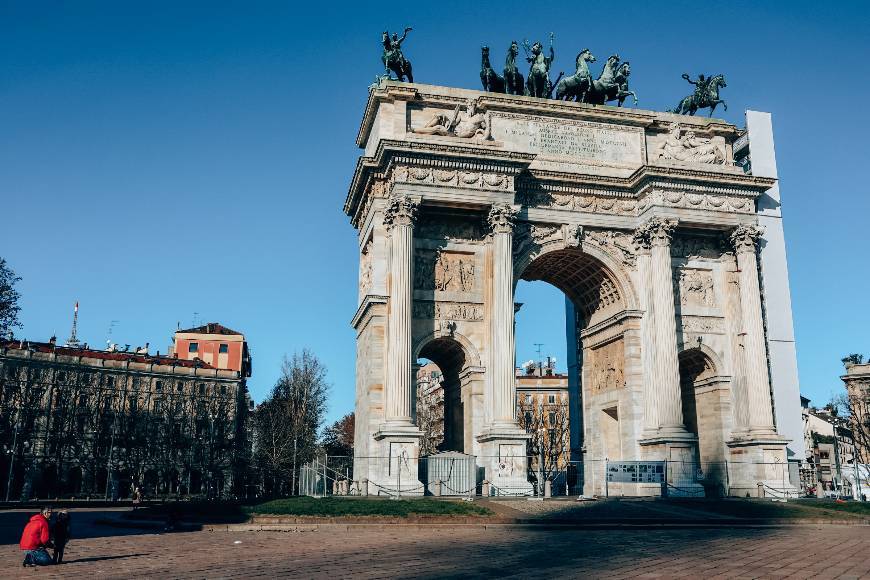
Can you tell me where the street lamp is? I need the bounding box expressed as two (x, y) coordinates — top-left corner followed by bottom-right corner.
(4, 423), (19, 502)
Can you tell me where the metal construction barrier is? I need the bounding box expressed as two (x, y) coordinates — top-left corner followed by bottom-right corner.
(297, 455), (817, 499)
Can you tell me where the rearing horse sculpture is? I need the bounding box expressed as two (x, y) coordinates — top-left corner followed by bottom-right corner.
(583, 54), (621, 105)
(503, 41), (524, 96)
(555, 49), (596, 101)
(598, 61), (638, 107)
(671, 74), (727, 116)
(480, 46), (506, 93)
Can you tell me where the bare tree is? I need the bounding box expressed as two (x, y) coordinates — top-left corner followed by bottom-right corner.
(253, 351), (329, 496)
(834, 389), (870, 465)
(517, 396), (570, 486)
(0, 258), (22, 339)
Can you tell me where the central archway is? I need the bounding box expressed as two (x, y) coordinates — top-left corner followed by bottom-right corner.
(514, 244), (640, 495)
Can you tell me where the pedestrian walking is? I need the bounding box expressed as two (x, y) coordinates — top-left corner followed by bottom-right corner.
(20, 506), (53, 567)
(132, 486), (142, 510)
(51, 510), (71, 564)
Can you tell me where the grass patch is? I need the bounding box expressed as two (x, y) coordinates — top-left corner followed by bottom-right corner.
(671, 499), (870, 519)
(247, 497), (493, 518)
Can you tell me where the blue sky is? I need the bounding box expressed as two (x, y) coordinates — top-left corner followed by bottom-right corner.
(2, 1), (868, 424)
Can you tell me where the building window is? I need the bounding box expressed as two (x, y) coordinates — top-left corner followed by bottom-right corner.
(155, 400), (162, 413)
(106, 376), (115, 387)
(176, 382), (184, 393)
(198, 383), (206, 395)
(524, 411), (533, 426)
(548, 428), (556, 441)
(525, 394), (532, 404)
(189, 342), (198, 353)
(220, 385), (227, 395)
(155, 380), (163, 392)
(548, 412), (556, 425)
(548, 394), (556, 404)
(57, 371), (66, 382)
(219, 343), (229, 353)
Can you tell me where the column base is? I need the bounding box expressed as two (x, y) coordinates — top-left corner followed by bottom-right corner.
(639, 433), (704, 497)
(369, 424), (425, 496)
(727, 435), (797, 498)
(477, 425), (533, 496)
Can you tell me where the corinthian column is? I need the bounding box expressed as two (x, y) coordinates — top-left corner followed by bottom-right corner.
(731, 225), (776, 435)
(487, 203), (519, 428)
(382, 194), (419, 427)
(635, 217), (688, 437)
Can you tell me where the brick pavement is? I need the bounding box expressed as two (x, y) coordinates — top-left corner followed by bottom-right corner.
(1, 523), (869, 579)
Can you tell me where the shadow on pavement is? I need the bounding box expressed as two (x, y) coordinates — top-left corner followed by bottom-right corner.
(64, 553), (149, 564)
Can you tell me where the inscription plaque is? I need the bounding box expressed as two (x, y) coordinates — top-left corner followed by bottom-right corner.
(492, 114), (644, 165)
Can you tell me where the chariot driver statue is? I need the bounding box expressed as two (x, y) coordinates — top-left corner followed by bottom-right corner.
(381, 27), (414, 82)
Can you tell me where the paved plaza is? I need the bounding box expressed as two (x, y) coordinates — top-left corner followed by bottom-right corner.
(0, 509), (868, 578)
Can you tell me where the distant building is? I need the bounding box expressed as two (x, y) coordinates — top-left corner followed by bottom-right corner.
(0, 321), (252, 501)
(170, 323), (252, 376)
(801, 395), (855, 493)
(841, 360), (870, 464)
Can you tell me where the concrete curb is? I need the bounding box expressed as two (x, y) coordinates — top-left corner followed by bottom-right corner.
(200, 520), (870, 532)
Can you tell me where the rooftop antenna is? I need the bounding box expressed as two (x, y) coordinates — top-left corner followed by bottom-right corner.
(65, 301), (81, 348)
(192, 312), (200, 328)
(106, 319), (119, 348)
(534, 343), (544, 371)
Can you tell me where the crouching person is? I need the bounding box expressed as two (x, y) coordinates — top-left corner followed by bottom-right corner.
(20, 506), (54, 567)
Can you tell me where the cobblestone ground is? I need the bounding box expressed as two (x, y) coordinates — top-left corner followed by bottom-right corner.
(1, 522), (869, 579)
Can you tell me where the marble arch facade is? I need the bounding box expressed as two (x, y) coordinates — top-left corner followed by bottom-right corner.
(345, 81), (799, 496)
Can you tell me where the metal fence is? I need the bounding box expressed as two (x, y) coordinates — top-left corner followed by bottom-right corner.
(298, 454), (807, 499)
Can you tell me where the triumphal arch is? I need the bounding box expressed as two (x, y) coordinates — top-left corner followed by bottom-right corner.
(345, 81), (797, 496)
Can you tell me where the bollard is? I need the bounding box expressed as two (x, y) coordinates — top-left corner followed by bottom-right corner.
(362, 478), (370, 497)
(757, 482), (764, 498)
(482, 480), (491, 497)
(544, 480), (552, 498)
(433, 480), (442, 497)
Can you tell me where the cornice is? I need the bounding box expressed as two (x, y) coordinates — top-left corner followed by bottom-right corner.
(351, 295), (388, 330)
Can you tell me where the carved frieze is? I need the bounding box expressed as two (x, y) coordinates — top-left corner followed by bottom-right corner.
(680, 316), (726, 334)
(517, 187), (637, 216)
(674, 268), (716, 307)
(412, 301), (484, 321)
(638, 188), (754, 214)
(414, 249), (476, 292)
(416, 219), (485, 243)
(392, 165), (512, 192)
(411, 99), (492, 140)
(671, 234), (727, 260)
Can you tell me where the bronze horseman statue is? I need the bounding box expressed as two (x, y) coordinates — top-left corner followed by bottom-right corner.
(671, 73), (727, 116)
(381, 27), (414, 82)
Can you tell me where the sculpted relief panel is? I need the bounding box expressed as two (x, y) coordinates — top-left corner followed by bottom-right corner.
(414, 249), (476, 292)
(589, 338), (625, 393)
(671, 234), (727, 260)
(651, 123), (727, 165)
(674, 268), (716, 307)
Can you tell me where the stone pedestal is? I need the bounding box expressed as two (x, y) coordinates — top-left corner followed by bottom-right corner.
(477, 429), (533, 495)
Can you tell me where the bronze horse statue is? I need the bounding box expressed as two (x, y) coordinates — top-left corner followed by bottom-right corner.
(583, 54), (621, 105)
(671, 74), (727, 116)
(555, 49), (596, 101)
(381, 28), (413, 82)
(597, 61), (637, 107)
(480, 46), (506, 93)
(503, 41), (524, 95)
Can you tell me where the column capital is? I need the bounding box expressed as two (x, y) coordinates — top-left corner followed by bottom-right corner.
(383, 194), (420, 230)
(633, 217), (678, 250)
(730, 224), (765, 254)
(487, 203), (519, 235)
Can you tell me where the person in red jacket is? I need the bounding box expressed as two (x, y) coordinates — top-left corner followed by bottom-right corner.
(20, 506), (53, 567)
